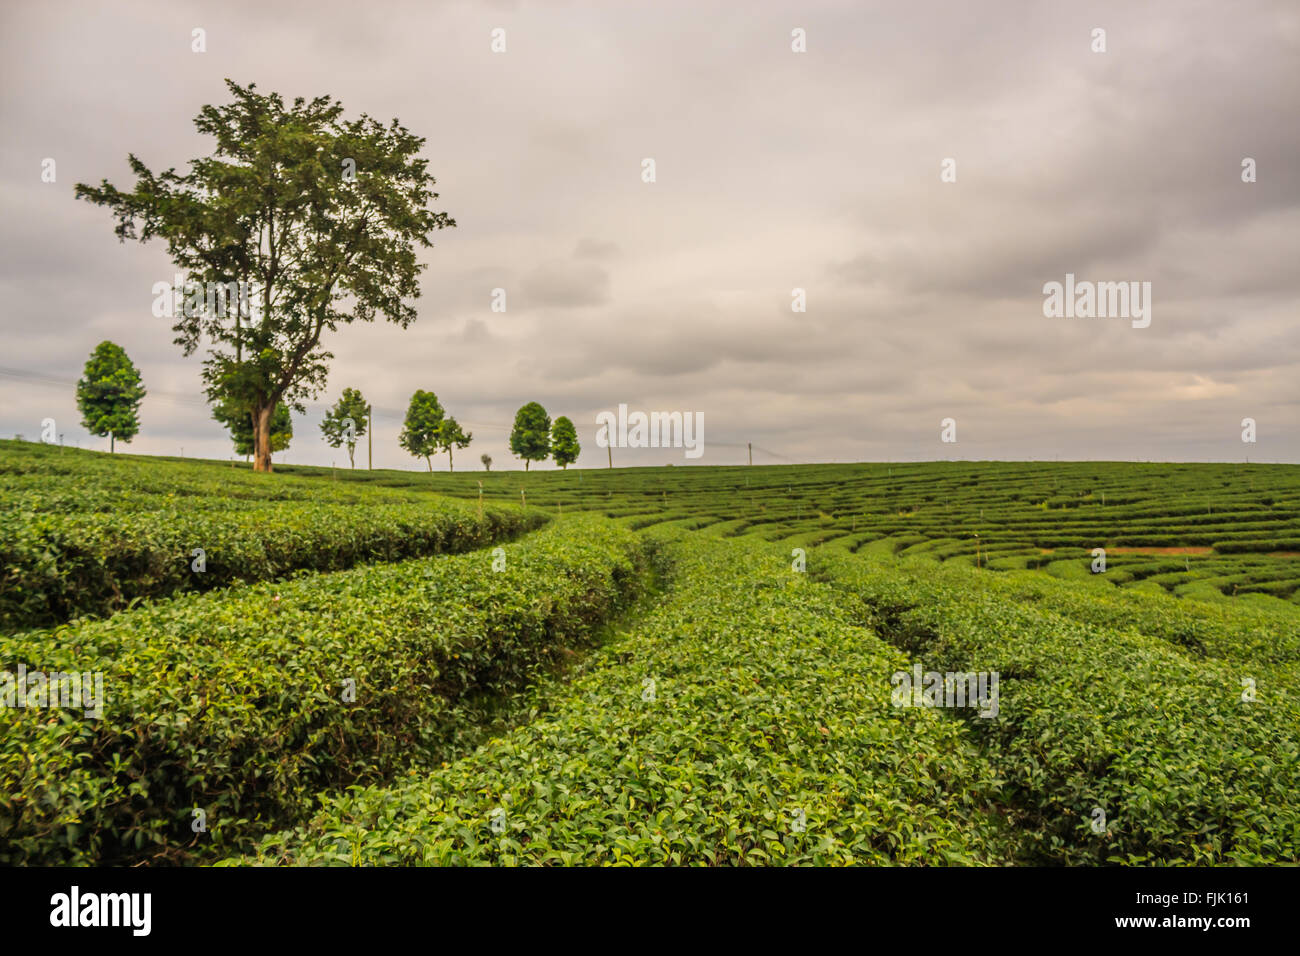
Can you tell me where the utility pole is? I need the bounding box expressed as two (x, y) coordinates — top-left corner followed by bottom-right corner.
(368, 406), (373, 470)
(748, 442), (752, 466)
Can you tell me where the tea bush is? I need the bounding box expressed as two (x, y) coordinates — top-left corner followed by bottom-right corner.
(0, 515), (649, 864)
(237, 530), (1011, 866)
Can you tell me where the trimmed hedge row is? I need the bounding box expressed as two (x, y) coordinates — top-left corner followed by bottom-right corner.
(0, 515), (650, 864)
(236, 529), (1010, 866)
(1, 500), (546, 632)
(813, 551), (1300, 864)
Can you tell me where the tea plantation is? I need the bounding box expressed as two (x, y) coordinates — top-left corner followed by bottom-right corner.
(2, 440), (1297, 865)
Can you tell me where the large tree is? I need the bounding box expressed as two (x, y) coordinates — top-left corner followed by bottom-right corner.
(436, 416), (472, 472)
(76, 341), (146, 453)
(75, 80), (454, 472)
(320, 386), (369, 468)
(550, 416), (580, 469)
(214, 399), (292, 458)
(399, 389), (444, 471)
(510, 402), (551, 471)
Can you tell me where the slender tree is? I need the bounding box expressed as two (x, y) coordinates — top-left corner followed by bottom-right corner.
(76, 341), (146, 453)
(320, 387), (369, 468)
(550, 416), (580, 469)
(509, 402), (551, 471)
(398, 389), (444, 471)
(480, 453), (492, 472)
(75, 80), (454, 473)
(436, 416), (472, 472)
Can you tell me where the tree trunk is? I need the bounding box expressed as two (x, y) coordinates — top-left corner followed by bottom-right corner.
(426, 456), (432, 472)
(253, 404), (274, 473)
(110, 432), (115, 454)
(525, 460), (530, 472)
(448, 447), (454, 472)
(348, 444), (355, 469)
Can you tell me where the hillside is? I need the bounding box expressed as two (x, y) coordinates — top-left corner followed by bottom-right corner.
(2, 441), (1297, 865)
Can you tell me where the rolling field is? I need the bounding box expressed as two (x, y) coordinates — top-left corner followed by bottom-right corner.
(283, 454), (1300, 608)
(2, 440), (1298, 865)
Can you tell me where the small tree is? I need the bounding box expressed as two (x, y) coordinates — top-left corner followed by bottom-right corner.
(214, 399), (292, 458)
(436, 416), (472, 472)
(480, 453), (492, 471)
(510, 402), (551, 471)
(320, 387), (369, 468)
(550, 416), (580, 469)
(76, 341), (146, 453)
(399, 389), (444, 471)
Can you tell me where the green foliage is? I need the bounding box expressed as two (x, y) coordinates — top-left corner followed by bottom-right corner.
(311, 458), (1300, 603)
(74, 80), (454, 470)
(213, 399), (292, 457)
(320, 387), (369, 467)
(0, 516), (650, 864)
(436, 416), (471, 473)
(75, 341), (146, 450)
(239, 529), (1010, 865)
(0, 441), (543, 631)
(812, 549), (1300, 865)
(398, 390), (444, 469)
(510, 402), (550, 471)
(550, 416), (580, 469)
(5, 444), (1300, 868)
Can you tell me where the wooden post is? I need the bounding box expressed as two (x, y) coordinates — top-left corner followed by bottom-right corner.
(748, 442), (752, 466)
(607, 445), (612, 469)
(368, 408), (373, 470)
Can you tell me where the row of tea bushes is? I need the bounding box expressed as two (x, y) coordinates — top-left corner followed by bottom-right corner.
(0, 515), (650, 864)
(1011, 564), (1300, 661)
(236, 530), (1010, 866)
(813, 551), (1300, 864)
(1, 499), (546, 631)
(0, 439), (431, 513)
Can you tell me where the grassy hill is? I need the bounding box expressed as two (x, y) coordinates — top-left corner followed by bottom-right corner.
(2, 440), (1297, 865)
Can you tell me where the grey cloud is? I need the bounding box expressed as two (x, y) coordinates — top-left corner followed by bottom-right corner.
(0, 0), (1296, 468)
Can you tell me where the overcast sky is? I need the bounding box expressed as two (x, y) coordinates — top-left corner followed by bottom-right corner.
(1, 0), (1296, 470)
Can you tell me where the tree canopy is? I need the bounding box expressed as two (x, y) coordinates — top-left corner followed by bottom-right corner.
(510, 402), (551, 471)
(320, 387), (369, 467)
(76, 341), (146, 453)
(399, 390), (444, 471)
(436, 416), (472, 472)
(551, 416), (580, 469)
(75, 80), (454, 472)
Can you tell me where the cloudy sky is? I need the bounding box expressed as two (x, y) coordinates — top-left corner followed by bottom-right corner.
(1, 0), (1296, 469)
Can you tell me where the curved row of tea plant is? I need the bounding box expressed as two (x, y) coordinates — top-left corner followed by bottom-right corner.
(276, 453), (1300, 603)
(0, 515), (651, 865)
(812, 550), (1300, 864)
(0, 439), (433, 513)
(236, 529), (1011, 866)
(1, 499), (546, 632)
